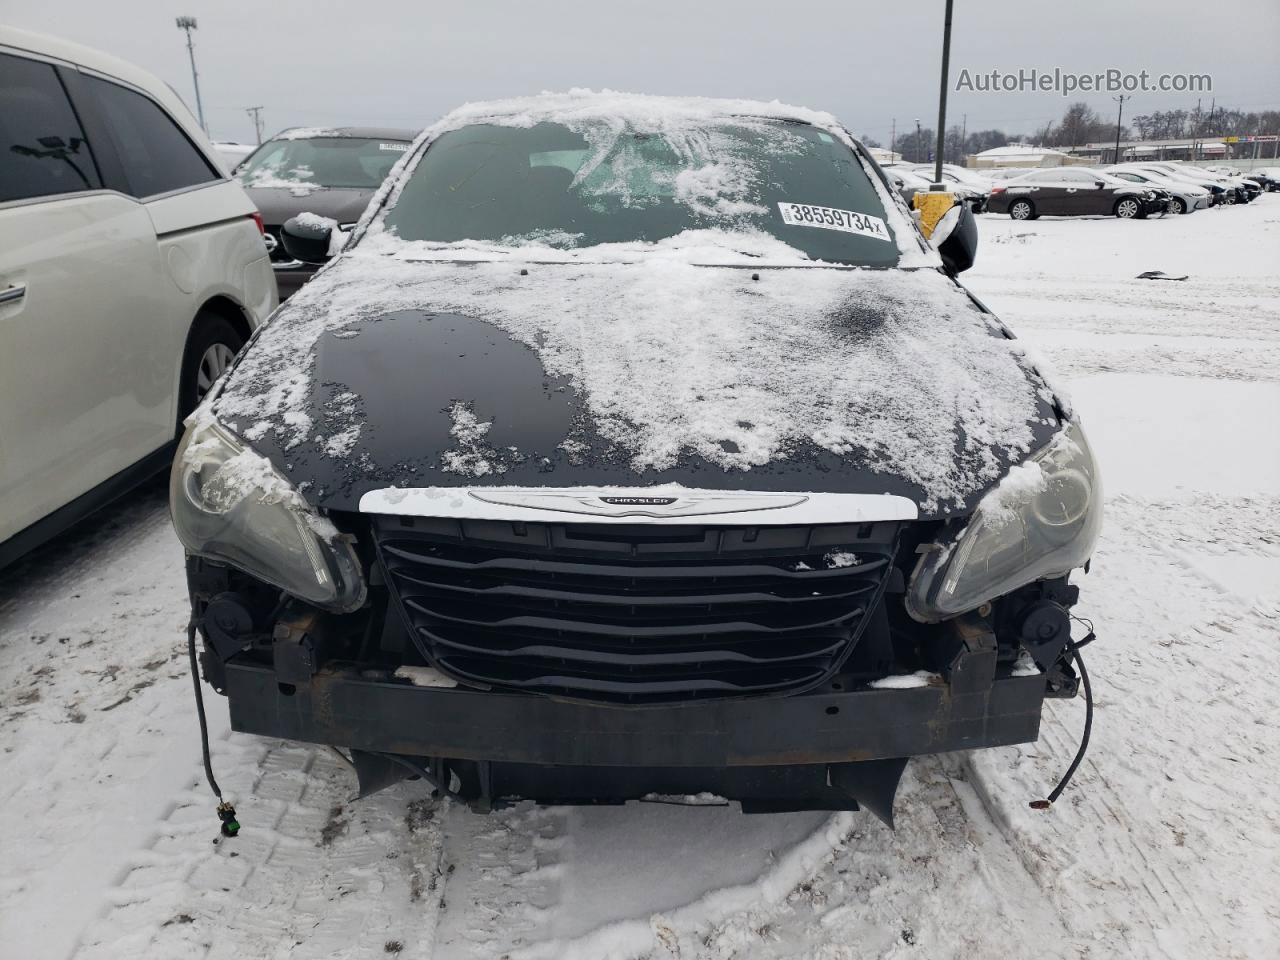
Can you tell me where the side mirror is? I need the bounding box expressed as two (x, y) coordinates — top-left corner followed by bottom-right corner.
(280, 214), (334, 264)
(1095, 180), (1106, 188)
(933, 203), (977, 276)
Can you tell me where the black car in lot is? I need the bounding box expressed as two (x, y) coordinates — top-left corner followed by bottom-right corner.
(988, 167), (1169, 219)
(236, 126), (416, 297)
(173, 94), (1100, 823)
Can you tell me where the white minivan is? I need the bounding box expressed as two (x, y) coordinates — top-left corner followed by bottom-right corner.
(0, 26), (278, 566)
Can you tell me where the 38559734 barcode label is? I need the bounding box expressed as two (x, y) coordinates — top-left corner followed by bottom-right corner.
(777, 202), (891, 242)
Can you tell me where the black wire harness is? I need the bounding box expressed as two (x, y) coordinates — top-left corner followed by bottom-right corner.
(1029, 620), (1095, 810)
(186, 621), (240, 837)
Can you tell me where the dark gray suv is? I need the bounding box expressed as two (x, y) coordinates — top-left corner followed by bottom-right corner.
(236, 126), (416, 297)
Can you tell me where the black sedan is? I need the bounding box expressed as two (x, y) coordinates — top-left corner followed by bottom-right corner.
(172, 94), (1100, 824)
(235, 126), (417, 297)
(988, 167), (1169, 219)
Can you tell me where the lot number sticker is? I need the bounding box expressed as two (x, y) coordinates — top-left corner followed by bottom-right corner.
(778, 202), (891, 242)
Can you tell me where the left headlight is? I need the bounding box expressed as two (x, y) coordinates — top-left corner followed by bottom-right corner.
(906, 421), (1101, 622)
(170, 413), (367, 612)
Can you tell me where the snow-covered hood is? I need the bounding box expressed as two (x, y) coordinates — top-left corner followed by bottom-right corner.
(245, 186), (375, 227)
(212, 254), (1062, 518)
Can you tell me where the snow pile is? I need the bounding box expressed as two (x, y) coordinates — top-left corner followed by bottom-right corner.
(870, 670), (939, 689)
(294, 211), (337, 231)
(510, 811), (859, 960)
(439, 400), (513, 477)
(360, 225), (818, 266)
(320, 390), (361, 459)
(216, 253), (1056, 511)
(181, 409), (340, 540)
(672, 162), (766, 218)
(278, 126), (341, 140)
(240, 161), (320, 195)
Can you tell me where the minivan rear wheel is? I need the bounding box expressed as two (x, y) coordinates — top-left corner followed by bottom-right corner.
(1171, 197), (1187, 215)
(1009, 199), (1036, 220)
(178, 311), (246, 426)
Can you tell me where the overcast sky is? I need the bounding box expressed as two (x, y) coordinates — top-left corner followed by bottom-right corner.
(7, 0), (1278, 144)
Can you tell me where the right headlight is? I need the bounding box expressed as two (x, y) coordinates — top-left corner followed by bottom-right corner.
(906, 421), (1101, 622)
(170, 412), (366, 612)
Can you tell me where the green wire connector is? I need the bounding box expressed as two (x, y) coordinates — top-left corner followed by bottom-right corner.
(217, 801), (240, 837)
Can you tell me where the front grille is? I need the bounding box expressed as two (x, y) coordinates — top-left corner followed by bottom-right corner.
(372, 515), (899, 704)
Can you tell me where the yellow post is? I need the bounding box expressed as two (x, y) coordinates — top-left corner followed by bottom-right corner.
(913, 190), (956, 239)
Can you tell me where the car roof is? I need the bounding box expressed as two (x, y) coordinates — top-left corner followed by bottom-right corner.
(274, 126), (419, 141)
(0, 25), (221, 171)
(428, 91), (851, 141)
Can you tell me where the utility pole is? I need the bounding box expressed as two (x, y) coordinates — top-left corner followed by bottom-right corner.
(961, 113), (967, 159)
(175, 17), (206, 134)
(1112, 94), (1129, 164)
(245, 106), (264, 144)
(1193, 97), (1201, 161)
(932, 0), (954, 182)
(891, 118), (896, 160)
(914, 118), (922, 163)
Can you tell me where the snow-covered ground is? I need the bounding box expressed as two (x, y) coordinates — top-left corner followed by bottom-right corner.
(2, 200), (1277, 960)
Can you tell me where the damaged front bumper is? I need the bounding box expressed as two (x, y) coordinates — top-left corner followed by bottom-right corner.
(214, 611), (1058, 823)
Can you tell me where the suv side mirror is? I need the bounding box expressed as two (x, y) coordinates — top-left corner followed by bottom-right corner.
(1095, 180), (1106, 188)
(932, 202), (977, 276)
(281, 214), (334, 264)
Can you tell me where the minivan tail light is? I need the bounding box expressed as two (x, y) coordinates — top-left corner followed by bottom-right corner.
(250, 211), (265, 235)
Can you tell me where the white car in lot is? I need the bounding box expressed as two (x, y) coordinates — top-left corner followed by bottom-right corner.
(0, 27), (277, 566)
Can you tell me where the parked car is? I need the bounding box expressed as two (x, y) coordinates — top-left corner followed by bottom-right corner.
(210, 140), (256, 174)
(988, 167), (1169, 219)
(0, 27), (276, 567)
(1121, 163), (1229, 206)
(174, 93), (1100, 823)
(982, 166), (1038, 182)
(234, 126), (417, 297)
(1204, 165), (1266, 196)
(883, 165), (931, 206)
(1150, 163), (1255, 204)
(1107, 164), (1211, 214)
(902, 163), (991, 211)
(1248, 167), (1280, 192)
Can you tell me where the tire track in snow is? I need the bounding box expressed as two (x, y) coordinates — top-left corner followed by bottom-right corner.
(964, 496), (1280, 960)
(431, 802), (569, 958)
(73, 741), (448, 960)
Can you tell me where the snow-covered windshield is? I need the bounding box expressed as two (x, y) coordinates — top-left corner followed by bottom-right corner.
(237, 137), (410, 190)
(378, 119), (901, 267)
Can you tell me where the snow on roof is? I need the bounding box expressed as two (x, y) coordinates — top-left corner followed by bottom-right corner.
(277, 126), (342, 140)
(428, 89), (849, 136)
(975, 144), (1070, 159)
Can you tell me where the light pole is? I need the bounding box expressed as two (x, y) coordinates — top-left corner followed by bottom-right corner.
(933, 0), (954, 182)
(1112, 94), (1129, 164)
(175, 17), (206, 135)
(914, 118), (922, 163)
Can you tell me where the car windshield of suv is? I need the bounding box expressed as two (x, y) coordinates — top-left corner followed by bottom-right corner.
(237, 137), (409, 190)
(378, 119), (901, 266)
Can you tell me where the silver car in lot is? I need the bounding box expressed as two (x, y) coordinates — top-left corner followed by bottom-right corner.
(1107, 164), (1211, 214)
